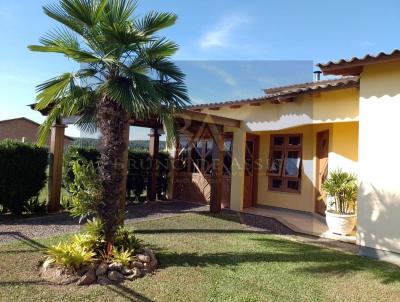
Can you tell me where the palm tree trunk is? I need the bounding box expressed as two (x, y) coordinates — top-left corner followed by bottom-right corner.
(97, 96), (128, 254)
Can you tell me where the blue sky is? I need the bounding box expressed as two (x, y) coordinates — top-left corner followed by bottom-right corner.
(0, 0), (399, 139)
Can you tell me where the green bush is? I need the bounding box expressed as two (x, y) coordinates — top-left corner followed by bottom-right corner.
(63, 146), (100, 189)
(66, 159), (102, 221)
(63, 146), (171, 202)
(322, 169), (358, 214)
(0, 140), (48, 215)
(46, 240), (96, 270)
(127, 150), (151, 201)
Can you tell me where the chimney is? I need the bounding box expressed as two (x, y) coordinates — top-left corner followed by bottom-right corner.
(313, 70), (322, 82)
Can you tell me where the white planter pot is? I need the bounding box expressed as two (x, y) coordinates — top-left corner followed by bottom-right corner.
(325, 211), (356, 235)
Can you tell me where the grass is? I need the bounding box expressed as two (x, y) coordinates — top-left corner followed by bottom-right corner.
(0, 212), (400, 302)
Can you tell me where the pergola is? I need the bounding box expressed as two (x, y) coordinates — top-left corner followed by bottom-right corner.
(30, 104), (240, 214)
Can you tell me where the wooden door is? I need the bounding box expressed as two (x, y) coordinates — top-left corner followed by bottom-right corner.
(315, 130), (329, 215)
(243, 134), (259, 208)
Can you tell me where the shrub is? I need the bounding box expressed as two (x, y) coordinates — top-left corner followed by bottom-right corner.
(63, 146), (171, 203)
(111, 248), (133, 266)
(322, 169), (358, 214)
(24, 196), (47, 215)
(114, 227), (142, 252)
(0, 140), (48, 215)
(63, 146), (100, 189)
(127, 150), (151, 201)
(66, 159), (102, 221)
(46, 241), (96, 270)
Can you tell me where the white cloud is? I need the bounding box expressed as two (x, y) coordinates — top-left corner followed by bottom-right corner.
(360, 41), (375, 47)
(196, 62), (236, 86)
(199, 14), (250, 49)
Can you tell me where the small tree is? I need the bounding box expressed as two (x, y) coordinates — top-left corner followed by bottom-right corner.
(29, 0), (190, 254)
(321, 169), (358, 214)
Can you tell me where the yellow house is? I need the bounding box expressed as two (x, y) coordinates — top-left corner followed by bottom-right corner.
(171, 49), (400, 265)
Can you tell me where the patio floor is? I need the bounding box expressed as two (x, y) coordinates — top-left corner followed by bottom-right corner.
(242, 206), (356, 244)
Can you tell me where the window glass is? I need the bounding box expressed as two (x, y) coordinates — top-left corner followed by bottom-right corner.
(268, 134), (302, 193)
(204, 139), (213, 174)
(271, 178), (282, 189)
(288, 135), (301, 146)
(223, 138), (233, 175)
(191, 141), (202, 173)
(272, 136), (284, 146)
(284, 151), (301, 177)
(287, 180), (299, 191)
(268, 150), (284, 175)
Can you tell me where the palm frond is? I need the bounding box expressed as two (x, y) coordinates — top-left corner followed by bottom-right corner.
(103, 0), (138, 25)
(60, 0), (107, 28)
(134, 11), (177, 35)
(143, 38), (179, 59)
(43, 3), (85, 35)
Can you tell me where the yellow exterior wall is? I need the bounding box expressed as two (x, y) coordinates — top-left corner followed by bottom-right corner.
(256, 122), (358, 213)
(199, 88), (359, 132)
(329, 122), (359, 174)
(357, 61), (400, 256)
(257, 125), (316, 212)
(228, 125), (246, 211)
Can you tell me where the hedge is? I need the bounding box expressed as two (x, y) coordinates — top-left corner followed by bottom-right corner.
(63, 146), (171, 201)
(0, 140), (48, 215)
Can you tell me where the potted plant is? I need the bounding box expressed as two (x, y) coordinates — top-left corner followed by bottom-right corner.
(321, 169), (358, 235)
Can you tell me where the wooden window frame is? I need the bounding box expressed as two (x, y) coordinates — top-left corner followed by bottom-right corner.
(268, 134), (302, 193)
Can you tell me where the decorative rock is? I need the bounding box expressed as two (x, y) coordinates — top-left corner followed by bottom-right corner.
(143, 248), (155, 260)
(107, 270), (124, 282)
(120, 266), (132, 275)
(96, 263), (108, 276)
(77, 270), (97, 286)
(125, 267), (142, 280)
(143, 248), (158, 270)
(97, 275), (113, 286)
(149, 258), (158, 270)
(108, 262), (123, 271)
(137, 254), (151, 263)
(130, 261), (144, 269)
(77, 266), (90, 277)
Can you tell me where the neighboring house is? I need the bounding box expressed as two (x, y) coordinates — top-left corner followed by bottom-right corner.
(0, 117), (73, 146)
(171, 49), (400, 265)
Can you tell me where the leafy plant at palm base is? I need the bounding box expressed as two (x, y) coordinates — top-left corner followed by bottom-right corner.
(321, 169), (358, 214)
(46, 240), (96, 270)
(45, 160), (142, 271)
(29, 0), (190, 256)
(66, 157), (102, 222)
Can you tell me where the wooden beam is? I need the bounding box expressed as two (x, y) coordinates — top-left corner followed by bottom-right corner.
(48, 122), (66, 213)
(209, 124), (224, 213)
(148, 128), (160, 201)
(229, 104), (241, 109)
(209, 107), (220, 111)
(177, 110), (240, 128)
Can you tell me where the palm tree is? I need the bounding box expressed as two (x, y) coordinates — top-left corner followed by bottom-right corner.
(29, 0), (190, 253)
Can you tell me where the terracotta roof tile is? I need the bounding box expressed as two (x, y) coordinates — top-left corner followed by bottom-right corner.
(188, 77), (359, 110)
(317, 49), (400, 75)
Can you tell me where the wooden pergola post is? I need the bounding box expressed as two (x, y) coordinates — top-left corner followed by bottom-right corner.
(48, 121), (66, 213)
(210, 125), (224, 213)
(148, 128), (160, 201)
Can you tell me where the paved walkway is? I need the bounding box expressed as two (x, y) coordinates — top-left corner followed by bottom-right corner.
(0, 201), (208, 244)
(0, 201), (358, 254)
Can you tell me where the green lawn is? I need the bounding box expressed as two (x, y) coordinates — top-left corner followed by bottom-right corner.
(1, 212), (400, 302)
